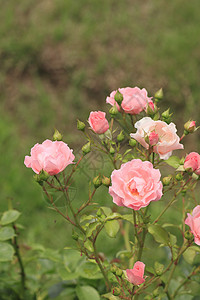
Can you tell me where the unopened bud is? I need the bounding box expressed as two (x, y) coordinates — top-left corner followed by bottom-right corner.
(117, 131), (125, 142)
(72, 231), (79, 241)
(149, 131), (159, 146)
(116, 269), (123, 277)
(93, 175), (102, 189)
(113, 287), (121, 296)
(162, 109), (173, 124)
(53, 129), (63, 141)
(154, 261), (164, 276)
(175, 173), (183, 181)
(82, 142), (91, 155)
(114, 90), (123, 105)
(109, 105), (118, 117)
(110, 146), (115, 155)
(154, 88), (163, 101)
(162, 176), (172, 186)
(77, 119), (85, 131)
(102, 176), (111, 187)
(110, 264), (118, 274)
(129, 138), (137, 147)
(184, 230), (194, 241)
(146, 102), (157, 116)
(184, 120), (196, 134)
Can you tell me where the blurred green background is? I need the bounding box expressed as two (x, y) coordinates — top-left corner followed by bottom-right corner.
(0, 0), (200, 250)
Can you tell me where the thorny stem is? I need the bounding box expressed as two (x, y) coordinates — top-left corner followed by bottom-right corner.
(12, 225), (26, 299)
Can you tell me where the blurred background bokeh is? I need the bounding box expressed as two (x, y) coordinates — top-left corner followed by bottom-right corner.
(1, 0), (200, 248)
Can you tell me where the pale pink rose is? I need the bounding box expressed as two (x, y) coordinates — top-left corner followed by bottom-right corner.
(106, 87), (152, 114)
(126, 261), (145, 285)
(184, 152), (200, 175)
(185, 205), (200, 245)
(88, 111), (109, 134)
(24, 140), (75, 175)
(109, 159), (163, 210)
(130, 117), (183, 160)
(149, 131), (159, 146)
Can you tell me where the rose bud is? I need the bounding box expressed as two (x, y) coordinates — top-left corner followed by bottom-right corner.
(102, 176), (111, 187)
(88, 111), (109, 134)
(82, 142), (91, 155)
(129, 138), (137, 147)
(109, 104), (118, 117)
(149, 131), (159, 146)
(161, 109), (173, 124)
(77, 119), (86, 131)
(184, 152), (200, 175)
(184, 120), (196, 134)
(93, 175), (102, 189)
(53, 129), (63, 141)
(117, 131), (125, 142)
(154, 88), (163, 101)
(114, 90), (123, 105)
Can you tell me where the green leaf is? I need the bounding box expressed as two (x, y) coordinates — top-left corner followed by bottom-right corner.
(76, 285), (100, 300)
(58, 266), (79, 280)
(165, 156), (180, 168)
(84, 239), (94, 252)
(0, 242), (15, 261)
(0, 226), (15, 241)
(1, 210), (21, 225)
(169, 234), (177, 246)
(183, 248), (196, 264)
(102, 293), (120, 299)
(78, 262), (103, 279)
(100, 207), (112, 216)
(148, 224), (169, 245)
(80, 215), (96, 223)
(121, 214), (134, 224)
(105, 220), (120, 238)
(86, 222), (100, 238)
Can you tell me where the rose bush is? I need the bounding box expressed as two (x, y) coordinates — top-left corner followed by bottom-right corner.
(109, 159), (163, 210)
(24, 139), (75, 175)
(130, 117), (183, 159)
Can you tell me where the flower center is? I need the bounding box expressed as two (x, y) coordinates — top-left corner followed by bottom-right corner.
(127, 180), (139, 196)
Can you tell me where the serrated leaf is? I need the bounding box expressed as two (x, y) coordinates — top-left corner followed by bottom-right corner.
(0, 242), (15, 261)
(165, 156), (180, 168)
(1, 210), (21, 225)
(0, 227), (15, 241)
(105, 220), (120, 238)
(76, 285), (100, 300)
(148, 224), (169, 245)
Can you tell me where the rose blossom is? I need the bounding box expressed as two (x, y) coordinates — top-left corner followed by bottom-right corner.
(185, 205), (200, 245)
(106, 87), (152, 114)
(88, 111), (109, 134)
(109, 159), (163, 210)
(126, 261), (145, 285)
(130, 117), (183, 160)
(24, 140), (75, 175)
(184, 152), (200, 175)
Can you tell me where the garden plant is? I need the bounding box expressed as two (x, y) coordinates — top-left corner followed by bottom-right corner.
(1, 87), (200, 299)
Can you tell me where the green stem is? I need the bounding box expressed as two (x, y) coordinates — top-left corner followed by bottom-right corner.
(13, 225), (26, 299)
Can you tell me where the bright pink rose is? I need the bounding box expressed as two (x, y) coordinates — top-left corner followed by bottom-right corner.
(126, 261), (145, 285)
(109, 159), (163, 210)
(184, 152), (200, 175)
(24, 140), (75, 175)
(130, 117), (183, 160)
(88, 111), (109, 134)
(106, 87), (152, 114)
(185, 205), (200, 245)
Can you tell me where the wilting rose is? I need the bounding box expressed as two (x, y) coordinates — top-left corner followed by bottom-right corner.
(185, 205), (200, 245)
(106, 87), (152, 115)
(126, 261), (145, 285)
(88, 111), (109, 134)
(109, 159), (163, 210)
(184, 152), (200, 175)
(24, 140), (75, 175)
(130, 117), (183, 160)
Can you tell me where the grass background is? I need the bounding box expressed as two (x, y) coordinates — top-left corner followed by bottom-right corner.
(0, 0), (200, 256)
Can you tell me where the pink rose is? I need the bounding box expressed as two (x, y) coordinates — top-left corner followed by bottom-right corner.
(185, 205), (200, 245)
(106, 87), (152, 115)
(130, 117), (183, 160)
(109, 159), (163, 210)
(126, 261), (145, 285)
(184, 152), (200, 175)
(88, 111), (109, 134)
(24, 140), (75, 175)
